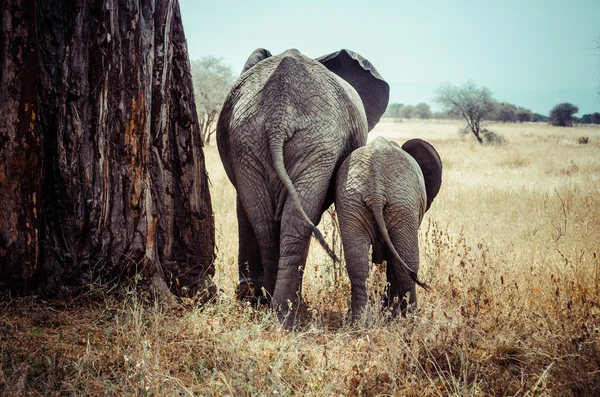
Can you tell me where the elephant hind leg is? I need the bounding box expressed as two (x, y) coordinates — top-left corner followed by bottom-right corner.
(235, 176), (280, 299)
(384, 266), (417, 318)
(272, 181), (333, 328)
(384, 228), (419, 318)
(235, 195), (267, 305)
(335, 206), (371, 322)
(272, 210), (315, 327)
(341, 233), (371, 323)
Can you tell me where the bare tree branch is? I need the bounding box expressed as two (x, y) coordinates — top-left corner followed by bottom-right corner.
(434, 81), (494, 144)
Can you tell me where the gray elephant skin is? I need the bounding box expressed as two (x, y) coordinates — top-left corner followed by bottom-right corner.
(216, 48), (389, 327)
(335, 137), (442, 321)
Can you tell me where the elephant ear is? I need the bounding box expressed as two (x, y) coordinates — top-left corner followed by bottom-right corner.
(315, 49), (390, 131)
(240, 48), (273, 75)
(401, 139), (442, 212)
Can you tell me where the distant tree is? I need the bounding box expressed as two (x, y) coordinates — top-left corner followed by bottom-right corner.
(549, 103), (579, 127)
(488, 102), (533, 123)
(493, 102), (518, 123)
(431, 111), (459, 120)
(533, 113), (549, 122)
(413, 103), (432, 119)
(191, 57), (235, 143)
(384, 103), (404, 119)
(582, 112), (600, 124)
(399, 104), (415, 119)
(516, 107), (534, 122)
(434, 81), (495, 144)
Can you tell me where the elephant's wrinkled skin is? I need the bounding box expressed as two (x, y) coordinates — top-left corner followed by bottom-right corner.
(335, 137), (442, 321)
(216, 48), (389, 327)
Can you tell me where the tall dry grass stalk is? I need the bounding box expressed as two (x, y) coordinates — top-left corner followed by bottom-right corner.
(1, 121), (599, 395)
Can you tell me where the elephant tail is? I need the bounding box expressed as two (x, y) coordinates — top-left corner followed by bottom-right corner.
(371, 202), (429, 291)
(268, 137), (340, 263)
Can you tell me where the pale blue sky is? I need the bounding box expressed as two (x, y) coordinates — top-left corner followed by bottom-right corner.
(180, 0), (600, 115)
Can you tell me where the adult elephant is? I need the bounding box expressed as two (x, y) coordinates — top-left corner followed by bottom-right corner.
(335, 137), (442, 321)
(216, 48), (389, 327)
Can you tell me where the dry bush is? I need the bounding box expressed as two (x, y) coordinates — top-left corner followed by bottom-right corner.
(457, 125), (506, 146)
(577, 136), (589, 145)
(2, 120), (600, 395)
(480, 129), (506, 146)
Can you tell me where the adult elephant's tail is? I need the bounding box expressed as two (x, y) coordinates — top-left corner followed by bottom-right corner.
(268, 136), (340, 263)
(371, 202), (429, 290)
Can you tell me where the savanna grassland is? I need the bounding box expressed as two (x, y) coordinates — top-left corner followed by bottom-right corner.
(2, 120), (599, 396)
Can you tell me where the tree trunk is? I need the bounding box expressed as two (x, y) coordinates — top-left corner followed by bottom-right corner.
(0, 0), (41, 293)
(1, 0), (215, 299)
(204, 110), (217, 144)
(473, 126), (483, 144)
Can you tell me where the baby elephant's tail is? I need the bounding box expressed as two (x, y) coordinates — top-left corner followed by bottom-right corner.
(371, 202), (429, 291)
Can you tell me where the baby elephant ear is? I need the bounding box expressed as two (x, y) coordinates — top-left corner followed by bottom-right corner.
(241, 48), (273, 75)
(315, 49), (390, 131)
(401, 139), (443, 211)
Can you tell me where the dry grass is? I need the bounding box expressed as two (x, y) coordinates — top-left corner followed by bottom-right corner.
(2, 121), (600, 396)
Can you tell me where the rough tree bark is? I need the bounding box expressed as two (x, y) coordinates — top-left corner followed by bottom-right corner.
(0, 0), (41, 292)
(0, 0), (215, 299)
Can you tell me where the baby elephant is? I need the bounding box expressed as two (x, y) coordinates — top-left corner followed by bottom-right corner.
(335, 137), (442, 321)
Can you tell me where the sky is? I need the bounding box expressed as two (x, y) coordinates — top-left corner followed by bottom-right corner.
(179, 0), (600, 115)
